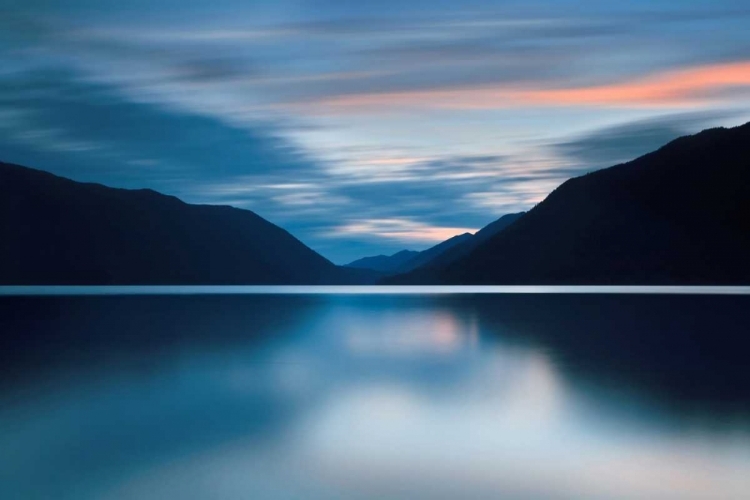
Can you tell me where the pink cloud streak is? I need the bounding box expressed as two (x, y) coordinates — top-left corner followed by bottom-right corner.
(295, 61), (750, 112)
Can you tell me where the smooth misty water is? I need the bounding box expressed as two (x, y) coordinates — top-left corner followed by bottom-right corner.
(1, 291), (749, 499)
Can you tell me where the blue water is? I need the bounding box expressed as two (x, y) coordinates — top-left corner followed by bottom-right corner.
(1, 291), (749, 499)
(2, 285), (750, 295)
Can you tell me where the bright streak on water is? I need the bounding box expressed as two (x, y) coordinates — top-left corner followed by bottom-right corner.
(1, 285), (750, 295)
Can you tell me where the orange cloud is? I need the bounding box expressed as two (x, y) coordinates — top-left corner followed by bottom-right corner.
(328, 218), (476, 243)
(295, 61), (750, 112)
(523, 61), (750, 106)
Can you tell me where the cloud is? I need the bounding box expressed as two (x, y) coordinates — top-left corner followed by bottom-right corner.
(518, 61), (750, 107)
(553, 110), (749, 169)
(322, 154), (511, 184)
(0, 70), (325, 207)
(289, 61), (750, 113)
(327, 218), (477, 244)
(10, 5), (750, 119)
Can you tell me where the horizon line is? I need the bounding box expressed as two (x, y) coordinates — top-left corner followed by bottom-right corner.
(2, 285), (749, 296)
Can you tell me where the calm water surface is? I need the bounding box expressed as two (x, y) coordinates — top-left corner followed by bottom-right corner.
(1, 290), (749, 499)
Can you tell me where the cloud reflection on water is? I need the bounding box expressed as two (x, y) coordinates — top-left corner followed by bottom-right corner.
(0, 294), (748, 499)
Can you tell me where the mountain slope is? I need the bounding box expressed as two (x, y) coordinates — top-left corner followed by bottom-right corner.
(346, 250), (419, 273)
(0, 162), (362, 284)
(396, 233), (473, 272)
(349, 213), (525, 275)
(411, 212), (525, 272)
(390, 123), (750, 284)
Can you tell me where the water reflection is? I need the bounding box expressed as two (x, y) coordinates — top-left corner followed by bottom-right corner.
(0, 294), (749, 499)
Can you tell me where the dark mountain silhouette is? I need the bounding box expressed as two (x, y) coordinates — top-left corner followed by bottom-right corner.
(348, 213), (525, 276)
(396, 232), (473, 272)
(411, 212), (525, 272)
(389, 122), (750, 284)
(474, 212), (526, 242)
(346, 249), (419, 273)
(0, 162), (370, 285)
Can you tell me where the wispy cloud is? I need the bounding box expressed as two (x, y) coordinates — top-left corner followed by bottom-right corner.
(291, 61), (750, 113)
(521, 61), (750, 107)
(553, 110), (748, 168)
(327, 219), (477, 244)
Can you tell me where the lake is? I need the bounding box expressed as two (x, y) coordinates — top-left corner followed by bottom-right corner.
(1, 288), (749, 499)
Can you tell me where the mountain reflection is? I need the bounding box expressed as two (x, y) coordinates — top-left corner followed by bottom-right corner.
(0, 293), (748, 499)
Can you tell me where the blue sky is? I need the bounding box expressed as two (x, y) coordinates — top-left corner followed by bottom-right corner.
(2, 0), (750, 263)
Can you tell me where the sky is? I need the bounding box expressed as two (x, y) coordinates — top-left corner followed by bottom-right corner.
(1, 0), (750, 263)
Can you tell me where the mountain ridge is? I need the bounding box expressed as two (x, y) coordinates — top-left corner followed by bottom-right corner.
(346, 249), (420, 273)
(347, 213), (525, 275)
(0, 161), (369, 285)
(387, 122), (750, 285)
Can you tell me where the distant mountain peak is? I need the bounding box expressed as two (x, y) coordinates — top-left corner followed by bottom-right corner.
(348, 213), (525, 276)
(345, 249), (420, 273)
